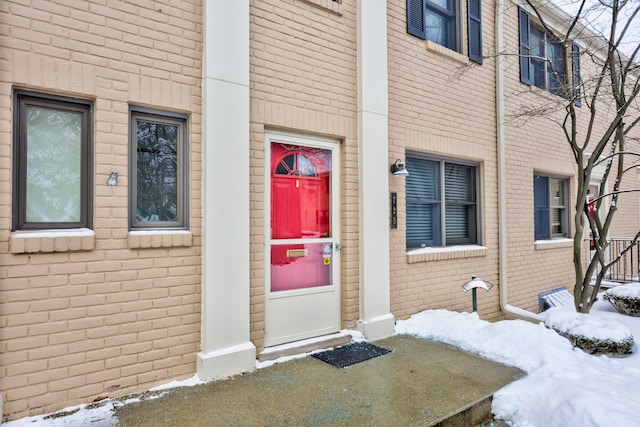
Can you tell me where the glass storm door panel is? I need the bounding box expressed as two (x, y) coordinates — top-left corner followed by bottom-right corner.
(270, 143), (332, 292)
(266, 135), (340, 347)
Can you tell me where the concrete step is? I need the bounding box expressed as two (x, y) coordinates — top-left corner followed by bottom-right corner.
(116, 335), (524, 426)
(431, 395), (494, 426)
(257, 331), (352, 362)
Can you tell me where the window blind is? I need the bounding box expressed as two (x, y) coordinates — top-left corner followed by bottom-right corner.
(406, 158), (441, 247)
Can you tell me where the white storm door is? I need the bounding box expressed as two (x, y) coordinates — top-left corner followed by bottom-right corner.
(265, 132), (340, 347)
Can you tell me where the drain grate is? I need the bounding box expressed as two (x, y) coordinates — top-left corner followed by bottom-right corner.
(312, 342), (391, 368)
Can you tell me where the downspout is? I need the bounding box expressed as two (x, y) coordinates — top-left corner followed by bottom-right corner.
(495, 0), (543, 322)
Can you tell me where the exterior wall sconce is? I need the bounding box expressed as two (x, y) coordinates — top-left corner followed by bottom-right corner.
(462, 275), (494, 312)
(107, 171), (119, 186)
(390, 159), (409, 176)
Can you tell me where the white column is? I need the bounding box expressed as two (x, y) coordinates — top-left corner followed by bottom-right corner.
(197, 0), (255, 381)
(356, 0), (395, 340)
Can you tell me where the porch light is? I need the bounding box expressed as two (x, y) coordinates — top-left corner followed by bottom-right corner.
(390, 159), (409, 176)
(462, 275), (494, 313)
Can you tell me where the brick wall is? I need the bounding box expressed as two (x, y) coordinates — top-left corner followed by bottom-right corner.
(501, 0), (640, 309)
(387, 0), (503, 320)
(0, 1), (202, 421)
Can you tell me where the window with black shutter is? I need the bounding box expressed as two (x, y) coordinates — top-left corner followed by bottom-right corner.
(518, 7), (581, 103)
(407, 0), (483, 63)
(534, 175), (569, 240)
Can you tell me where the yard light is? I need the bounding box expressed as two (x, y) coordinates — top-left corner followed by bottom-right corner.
(462, 275), (494, 313)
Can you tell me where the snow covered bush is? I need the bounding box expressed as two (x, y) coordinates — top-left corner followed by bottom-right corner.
(603, 283), (640, 317)
(544, 308), (634, 356)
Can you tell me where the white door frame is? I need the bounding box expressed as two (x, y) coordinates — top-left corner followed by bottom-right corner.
(264, 131), (341, 347)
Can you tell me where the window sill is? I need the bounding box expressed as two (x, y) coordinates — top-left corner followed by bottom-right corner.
(300, 0), (342, 15)
(10, 229), (95, 254)
(407, 245), (487, 264)
(425, 40), (468, 64)
(534, 238), (573, 251)
(525, 83), (570, 104)
(128, 230), (193, 249)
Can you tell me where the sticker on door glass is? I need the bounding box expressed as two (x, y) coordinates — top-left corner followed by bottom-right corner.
(323, 243), (332, 265)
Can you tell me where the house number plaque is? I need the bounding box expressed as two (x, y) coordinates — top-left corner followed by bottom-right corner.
(391, 192), (397, 229)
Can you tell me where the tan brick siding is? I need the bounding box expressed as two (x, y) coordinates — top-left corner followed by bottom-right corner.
(0, 0), (202, 421)
(499, 1), (590, 309)
(387, 0), (503, 320)
(501, 0), (640, 307)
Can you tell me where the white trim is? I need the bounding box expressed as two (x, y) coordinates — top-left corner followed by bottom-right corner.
(357, 314), (396, 342)
(356, 0), (395, 339)
(196, 342), (256, 382)
(198, 0), (255, 381)
(10, 228), (95, 238)
(496, 0), (543, 323)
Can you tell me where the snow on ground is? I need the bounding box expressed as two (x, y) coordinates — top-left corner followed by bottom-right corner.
(1, 376), (205, 427)
(396, 298), (640, 427)
(5, 295), (640, 427)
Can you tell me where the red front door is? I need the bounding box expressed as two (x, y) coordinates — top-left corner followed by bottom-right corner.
(270, 143), (331, 291)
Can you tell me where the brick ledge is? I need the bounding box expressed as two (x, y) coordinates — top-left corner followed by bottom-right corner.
(534, 238), (573, 251)
(301, 0), (342, 15)
(128, 230), (193, 248)
(10, 229), (95, 254)
(407, 245), (487, 263)
(425, 40), (469, 64)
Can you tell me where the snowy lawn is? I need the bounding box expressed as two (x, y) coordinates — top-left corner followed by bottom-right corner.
(396, 297), (640, 427)
(5, 295), (640, 427)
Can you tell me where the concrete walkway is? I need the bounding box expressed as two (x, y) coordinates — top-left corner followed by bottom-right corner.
(115, 335), (523, 426)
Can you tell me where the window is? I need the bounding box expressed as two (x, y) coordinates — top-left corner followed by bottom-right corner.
(534, 175), (569, 240)
(406, 155), (480, 248)
(407, 0), (483, 63)
(519, 7), (581, 104)
(130, 107), (188, 230)
(13, 91), (93, 230)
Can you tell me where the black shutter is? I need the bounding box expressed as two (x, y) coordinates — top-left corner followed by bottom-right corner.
(407, 0), (426, 39)
(572, 42), (582, 106)
(534, 175), (550, 240)
(467, 0), (483, 64)
(519, 7), (533, 85)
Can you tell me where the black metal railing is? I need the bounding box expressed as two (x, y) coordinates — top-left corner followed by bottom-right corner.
(606, 238), (640, 282)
